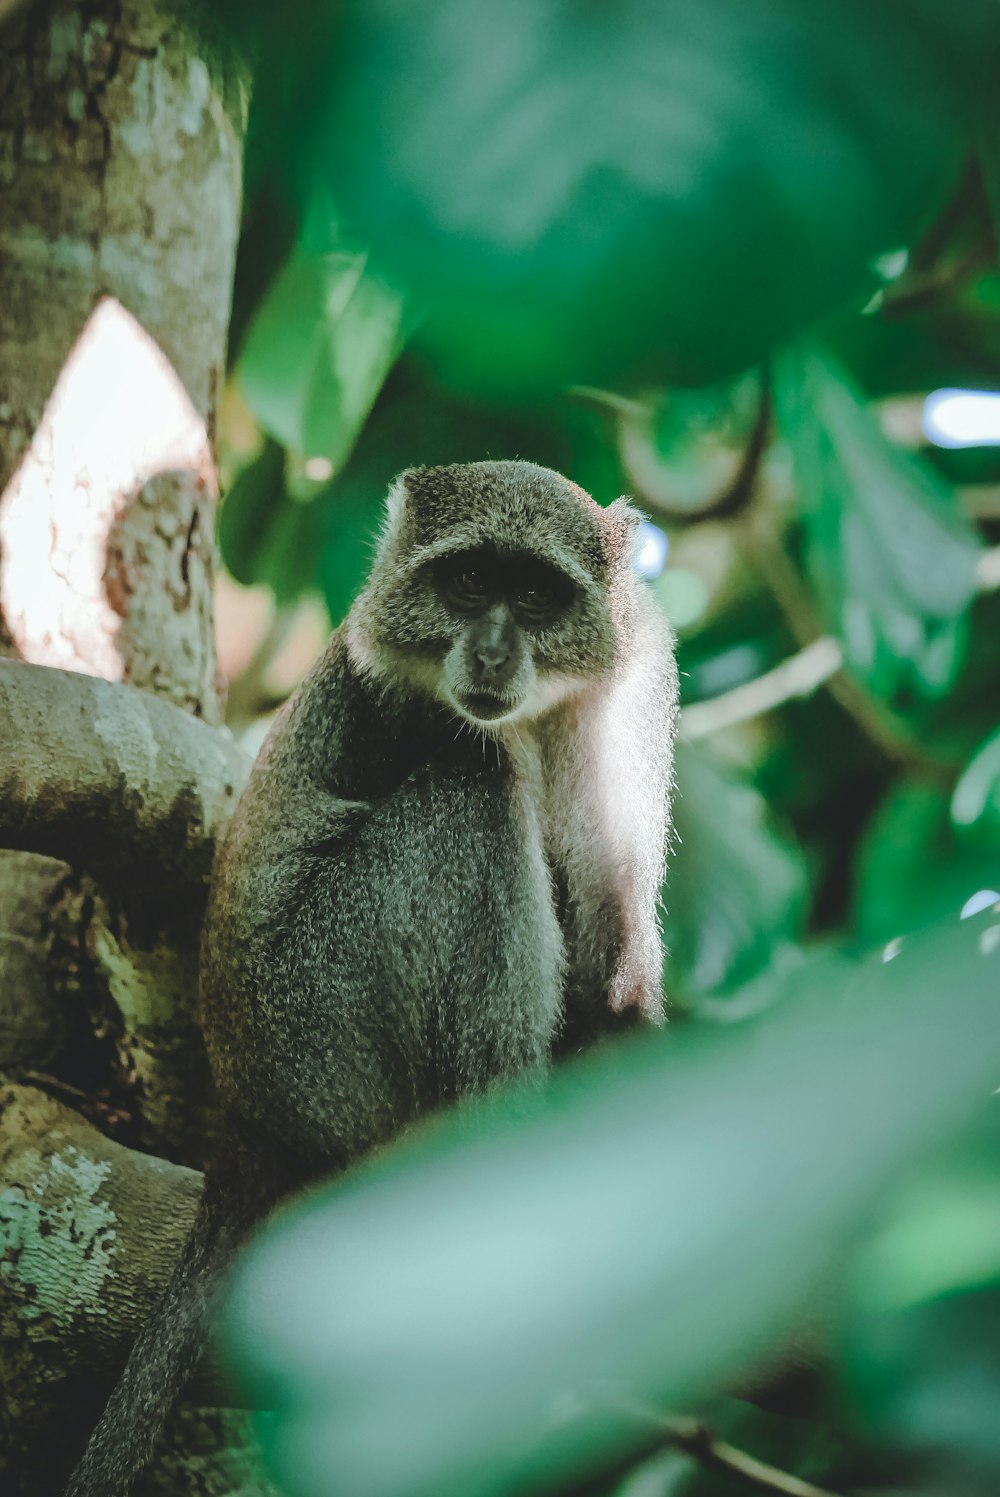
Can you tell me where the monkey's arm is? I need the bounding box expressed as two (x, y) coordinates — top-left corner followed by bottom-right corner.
(605, 591), (678, 1018)
(553, 589), (678, 1055)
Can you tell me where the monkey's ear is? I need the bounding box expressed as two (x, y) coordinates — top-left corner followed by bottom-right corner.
(601, 498), (642, 568)
(384, 467), (434, 530)
(389, 466), (451, 521)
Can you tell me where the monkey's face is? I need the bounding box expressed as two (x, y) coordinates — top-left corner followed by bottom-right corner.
(351, 462), (634, 728)
(431, 547), (589, 726)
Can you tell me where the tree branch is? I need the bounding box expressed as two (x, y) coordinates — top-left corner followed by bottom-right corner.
(681, 542), (1000, 752)
(0, 660), (250, 927)
(0, 1082), (198, 1483)
(680, 638), (843, 740)
(0, 1082), (265, 1489)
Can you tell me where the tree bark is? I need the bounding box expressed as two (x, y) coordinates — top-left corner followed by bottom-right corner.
(0, 0), (243, 705)
(0, 1084), (271, 1495)
(0, 1), (258, 1489)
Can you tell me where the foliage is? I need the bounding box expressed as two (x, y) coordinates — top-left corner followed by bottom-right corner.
(206, 2), (1000, 1493)
(222, 913), (998, 1497)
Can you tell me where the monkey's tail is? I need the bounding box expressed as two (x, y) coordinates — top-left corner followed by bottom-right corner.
(64, 1164), (247, 1497)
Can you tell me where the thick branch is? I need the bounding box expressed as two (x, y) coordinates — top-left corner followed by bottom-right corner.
(0, 1083), (197, 1481)
(0, 1083), (265, 1490)
(0, 659), (249, 924)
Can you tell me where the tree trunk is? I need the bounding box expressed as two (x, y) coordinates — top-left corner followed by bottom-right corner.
(0, 1), (261, 1489)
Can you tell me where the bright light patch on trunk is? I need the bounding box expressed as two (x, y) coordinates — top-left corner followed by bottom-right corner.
(0, 296), (212, 676)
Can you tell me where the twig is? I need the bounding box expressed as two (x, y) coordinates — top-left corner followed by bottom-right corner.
(738, 512), (957, 779)
(878, 234), (994, 319)
(662, 1416), (843, 1497)
(679, 542), (1000, 747)
(680, 638), (842, 740)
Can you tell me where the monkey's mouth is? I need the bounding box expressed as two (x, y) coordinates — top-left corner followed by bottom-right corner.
(454, 689), (518, 723)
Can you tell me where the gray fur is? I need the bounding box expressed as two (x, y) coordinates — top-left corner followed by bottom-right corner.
(64, 460), (678, 1496)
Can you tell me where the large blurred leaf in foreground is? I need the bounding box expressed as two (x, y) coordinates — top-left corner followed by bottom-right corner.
(223, 914), (1000, 1497)
(319, 0), (996, 395)
(842, 1120), (1000, 1481)
(775, 347), (983, 702)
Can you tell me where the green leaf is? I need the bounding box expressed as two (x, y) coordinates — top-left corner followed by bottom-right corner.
(854, 779), (1000, 944)
(664, 742), (809, 1004)
(843, 1155), (1000, 1473)
(316, 0), (997, 394)
(775, 346), (983, 701)
(236, 250), (404, 472)
(219, 444), (322, 605)
(952, 725), (1000, 852)
(222, 912), (1000, 1497)
(315, 485), (384, 627)
(218, 440), (286, 587)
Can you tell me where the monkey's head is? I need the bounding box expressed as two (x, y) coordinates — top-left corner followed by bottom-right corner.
(350, 460), (640, 727)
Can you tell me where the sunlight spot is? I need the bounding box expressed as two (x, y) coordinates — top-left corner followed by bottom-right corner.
(882, 937), (904, 963)
(632, 521), (669, 580)
(923, 389), (1000, 449)
(304, 456), (334, 482)
(0, 297), (212, 677)
(979, 924), (1000, 958)
(960, 889), (1000, 921)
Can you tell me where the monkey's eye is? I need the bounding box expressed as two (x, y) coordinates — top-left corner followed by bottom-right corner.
(514, 578), (567, 625)
(443, 567), (490, 611)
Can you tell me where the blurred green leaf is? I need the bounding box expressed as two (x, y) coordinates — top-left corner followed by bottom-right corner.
(775, 346), (983, 701)
(315, 486), (383, 627)
(219, 443), (322, 604)
(223, 913), (999, 1497)
(843, 1165), (1000, 1473)
(236, 250), (403, 469)
(218, 439), (286, 587)
(853, 780), (1000, 944)
(952, 725), (1000, 851)
(316, 0), (996, 395)
(664, 742), (809, 1004)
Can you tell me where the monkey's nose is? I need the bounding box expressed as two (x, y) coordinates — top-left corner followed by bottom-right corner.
(473, 641), (515, 684)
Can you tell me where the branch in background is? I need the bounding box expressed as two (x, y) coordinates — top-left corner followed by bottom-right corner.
(736, 516), (958, 780)
(681, 541), (1000, 748)
(661, 1417), (842, 1497)
(569, 372), (772, 526)
(0, 660), (250, 928)
(879, 155), (994, 318)
(878, 233), (994, 319)
(681, 638), (842, 741)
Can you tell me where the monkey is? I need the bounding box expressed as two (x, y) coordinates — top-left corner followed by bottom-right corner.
(64, 460), (677, 1496)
